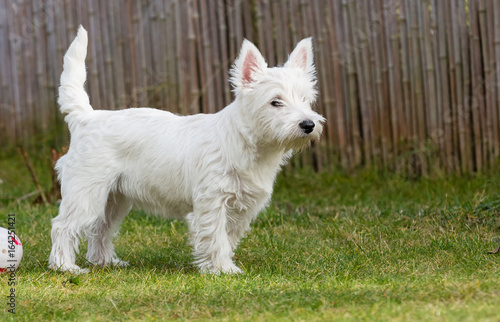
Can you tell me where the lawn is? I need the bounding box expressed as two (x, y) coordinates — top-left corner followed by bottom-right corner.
(0, 149), (499, 321)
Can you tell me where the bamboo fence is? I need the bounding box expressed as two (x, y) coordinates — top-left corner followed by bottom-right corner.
(1, 0), (500, 174)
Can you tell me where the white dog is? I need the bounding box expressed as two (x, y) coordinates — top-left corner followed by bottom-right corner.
(49, 26), (324, 274)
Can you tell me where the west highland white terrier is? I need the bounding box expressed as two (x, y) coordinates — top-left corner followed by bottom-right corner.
(49, 26), (325, 274)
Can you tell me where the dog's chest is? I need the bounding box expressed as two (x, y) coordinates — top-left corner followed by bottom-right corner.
(222, 170), (276, 217)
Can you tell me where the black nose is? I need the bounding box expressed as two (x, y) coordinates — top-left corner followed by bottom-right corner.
(299, 120), (315, 134)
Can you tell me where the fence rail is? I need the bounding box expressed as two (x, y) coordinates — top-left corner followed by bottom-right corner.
(1, 0), (499, 174)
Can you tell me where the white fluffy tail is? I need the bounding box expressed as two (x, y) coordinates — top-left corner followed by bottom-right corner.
(58, 25), (93, 115)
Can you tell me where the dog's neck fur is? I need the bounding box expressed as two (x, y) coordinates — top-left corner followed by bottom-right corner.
(218, 101), (288, 178)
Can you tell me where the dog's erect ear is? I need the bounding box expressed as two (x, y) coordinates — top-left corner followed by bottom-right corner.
(230, 39), (267, 90)
(284, 38), (315, 79)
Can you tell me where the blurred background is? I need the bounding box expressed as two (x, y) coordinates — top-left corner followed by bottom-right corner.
(1, 0), (499, 175)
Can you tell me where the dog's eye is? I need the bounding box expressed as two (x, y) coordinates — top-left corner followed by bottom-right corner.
(271, 100), (283, 107)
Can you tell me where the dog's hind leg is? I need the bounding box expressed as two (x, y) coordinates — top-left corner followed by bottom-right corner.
(49, 169), (117, 274)
(48, 190), (107, 274)
(48, 198), (89, 274)
(86, 191), (132, 267)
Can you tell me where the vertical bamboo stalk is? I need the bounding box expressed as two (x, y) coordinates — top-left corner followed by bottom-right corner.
(334, 0), (350, 166)
(167, 0), (179, 111)
(98, 0), (116, 109)
(0, 1), (11, 143)
(430, 0), (444, 169)
(42, 1), (57, 138)
(333, 0), (356, 168)
(253, 0), (264, 50)
(93, 0), (109, 109)
(207, 1), (222, 112)
(143, 0), (151, 107)
(487, 0), (499, 161)
(492, 0), (500, 164)
(300, 0), (313, 39)
(36, 0), (49, 132)
(226, 0), (236, 64)
(187, 0), (200, 114)
(122, 1), (133, 106)
(421, 0), (439, 170)
(403, 0), (416, 148)
(384, 0), (402, 167)
(53, 0), (67, 137)
(87, 0), (102, 108)
(363, 0), (380, 167)
(109, 0), (127, 107)
(241, 0), (253, 42)
(457, 0), (472, 172)
(136, 0), (148, 107)
(146, 0), (160, 107)
(296, 0), (315, 168)
(451, 0), (467, 173)
(181, 1), (191, 114)
(379, 0), (393, 166)
(413, 1), (427, 174)
(6, 0), (22, 143)
(22, 2), (35, 140)
(469, 0), (484, 171)
(164, 0), (176, 110)
(217, 0), (230, 106)
(360, 0), (378, 165)
(326, 0), (349, 169)
(444, 0), (459, 172)
(191, 0), (206, 114)
(304, 2), (324, 171)
(309, 0), (330, 170)
(198, 0), (215, 113)
(348, 0), (372, 166)
(319, 0), (336, 169)
(281, 0), (291, 65)
(478, 0), (494, 166)
(288, 0), (299, 45)
(262, 0), (275, 66)
(436, 0), (454, 171)
(399, 0), (412, 161)
(273, 0), (284, 66)
(174, 0), (187, 114)
(371, 0), (390, 167)
(231, 0), (244, 102)
(342, 0), (362, 167)
(160, 0), (168, 107)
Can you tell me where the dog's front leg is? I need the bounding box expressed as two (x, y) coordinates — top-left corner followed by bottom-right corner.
(228, 215), (253, 252)
(186, 200), (242, 274)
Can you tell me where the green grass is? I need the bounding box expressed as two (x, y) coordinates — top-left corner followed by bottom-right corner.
(1, 149), (499, 321)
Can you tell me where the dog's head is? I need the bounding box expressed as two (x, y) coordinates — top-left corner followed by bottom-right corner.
(230, 38), (325, 151)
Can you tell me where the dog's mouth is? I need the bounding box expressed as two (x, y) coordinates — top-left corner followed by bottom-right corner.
(281, 130), (321, 151)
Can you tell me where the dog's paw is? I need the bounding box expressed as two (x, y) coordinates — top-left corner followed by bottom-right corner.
(221, 264), (243, 275)
(88, 257), (129, 268)
(202, 263), (243, 275)
(111, 257), (129, 267)
(72, 267), (90, 274)
(49, 263), (89, 275)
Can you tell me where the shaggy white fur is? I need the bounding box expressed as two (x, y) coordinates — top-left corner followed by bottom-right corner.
(48, 26), (325, 274)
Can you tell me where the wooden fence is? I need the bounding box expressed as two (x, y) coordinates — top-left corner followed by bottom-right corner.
(1, 0), (500, 174)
